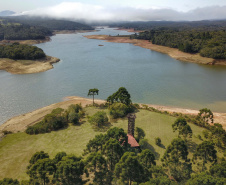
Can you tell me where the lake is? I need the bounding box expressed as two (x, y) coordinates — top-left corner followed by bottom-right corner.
(1, 27), (226, 124)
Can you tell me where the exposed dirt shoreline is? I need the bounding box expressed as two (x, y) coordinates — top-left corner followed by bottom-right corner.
(0, 56), (60, 74)
(85, 35), (226, 66)
(0, 96), (225, 135)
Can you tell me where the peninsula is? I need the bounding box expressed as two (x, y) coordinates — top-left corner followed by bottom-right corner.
(85, 35), (226, 65)
(0, 56), (60, 74)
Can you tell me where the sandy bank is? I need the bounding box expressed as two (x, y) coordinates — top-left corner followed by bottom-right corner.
(85, 35), (226, 66)
(0, 56), (60, 74)
(0, 96), (225, 134)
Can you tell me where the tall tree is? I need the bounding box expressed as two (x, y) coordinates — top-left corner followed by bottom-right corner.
(55, 155), (84, 185)
(27, 158), (55, 185)
(161, 138), (191, 182)
(88, 88), (99, 105)
(138, 149), (156, 170)
(85, 152), (108, 185)
(172, 117), (192, 140)
(114, 152), (148, 185)
(198, 108), (214, 126)
(102, 138), (124, 171)
(193, 141), (217, 171)
(107, 87), (131, 105)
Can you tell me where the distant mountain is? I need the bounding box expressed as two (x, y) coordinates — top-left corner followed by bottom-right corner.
(0, 10), (15, 16)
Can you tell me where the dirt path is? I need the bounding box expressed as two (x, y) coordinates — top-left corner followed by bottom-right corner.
(0, 96), (225, 134)
(85, 35), (226, 65)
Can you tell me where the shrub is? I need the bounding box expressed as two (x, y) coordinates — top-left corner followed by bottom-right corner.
(109, 103), (129, 119)
(155, 137), (162, 146)
(88, 111), (108, 127)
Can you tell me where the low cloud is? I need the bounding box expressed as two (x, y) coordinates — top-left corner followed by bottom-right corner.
(17, 2), (226, 22)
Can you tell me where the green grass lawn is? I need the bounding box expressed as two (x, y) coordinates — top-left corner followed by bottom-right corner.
(0, 107), (207, 180)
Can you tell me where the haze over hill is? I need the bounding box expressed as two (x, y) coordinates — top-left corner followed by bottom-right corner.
(0, 10), (15, 16)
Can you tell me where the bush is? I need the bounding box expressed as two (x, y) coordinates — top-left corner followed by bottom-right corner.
(88, 111), (108, 127)
(155, 137), (162, 146)
(25, 108), (68, 135)
(109, 103), (129, 119)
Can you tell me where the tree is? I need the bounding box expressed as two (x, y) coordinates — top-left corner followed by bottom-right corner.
(27, 158), (55, 185)
(85, 152), (108, 185)
(88, 111), (108, 127)
(0, 178), (20, 185)
(138, 149), (156, 169)
(106, 127), (128, 148)
(102, 138), (124, 171)
(135, 127), (146, 142)
(88, 88), (99, 105)
(84, 134), (107, 154)
(172, 117), (192, 140)
(114, 152), (148, 185)
(162, 138), (189, 165)
(186, 172), (225, 185)
(155, 137), (162, 146)
(55, 155), (84, 185)
(210, 161), (226, 178)
(161, 138), (191, 182)
(209, 123), (226, 148)
(198, 108), (214, 126)
(28, 151), (49, 168)
(107, 87), (131, 105)
(193, 141), (217, 171)
(109, 102), (129, 118)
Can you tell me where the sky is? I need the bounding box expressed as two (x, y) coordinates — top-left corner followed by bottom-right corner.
(1, 0), (226, 22)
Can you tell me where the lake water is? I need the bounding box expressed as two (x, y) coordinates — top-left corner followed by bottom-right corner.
(1, 27), (226, 124)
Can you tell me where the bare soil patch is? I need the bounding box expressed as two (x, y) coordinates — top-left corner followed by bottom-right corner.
(0, 56), (60, 74)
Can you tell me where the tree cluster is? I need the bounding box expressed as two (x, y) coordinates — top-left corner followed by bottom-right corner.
(26, 104), (84, 135)
(0, 24), (52, 40)
(2, 16), (94, 31)
(0, 42), (46, 60)
(131, 29), (226, 59)
(107, 87), (135, 119)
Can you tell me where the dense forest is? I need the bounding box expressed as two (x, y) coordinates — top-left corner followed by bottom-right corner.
(0, 24), (52, 40)
(131, 29), (226, 59)
(1, 16), (94, 31)
(110, 20), (226, 31)
(0, 42), (46, 60)
(111, 20), (226, 59)
(0, 16), (94, 41)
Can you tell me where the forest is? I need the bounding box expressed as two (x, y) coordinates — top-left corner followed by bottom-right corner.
(1, 16), (94, 31)
(111, 20), (226, 59)
(130, 29), (226, 59)
(0, 42), (46, 60)
(0, 24), (52, 40)
(0, 16), (94, 41)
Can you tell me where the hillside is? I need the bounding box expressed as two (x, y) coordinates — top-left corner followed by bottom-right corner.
(0, 100), (225, 184)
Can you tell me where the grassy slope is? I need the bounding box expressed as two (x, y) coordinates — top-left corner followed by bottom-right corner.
(0, 107), (206, 180)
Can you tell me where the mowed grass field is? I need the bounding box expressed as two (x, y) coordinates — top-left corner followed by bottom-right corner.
(0, 107), (206, 180)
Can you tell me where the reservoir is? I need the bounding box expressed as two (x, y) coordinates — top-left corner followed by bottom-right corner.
(0, 27), (226, 124)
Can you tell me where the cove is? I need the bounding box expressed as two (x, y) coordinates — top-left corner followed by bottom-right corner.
(0, 27), (226, 124)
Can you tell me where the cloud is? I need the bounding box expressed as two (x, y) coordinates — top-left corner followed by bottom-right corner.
(17, 2), (226, 22)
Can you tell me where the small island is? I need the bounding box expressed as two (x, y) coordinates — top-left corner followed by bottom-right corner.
(0, 42), (60, 74)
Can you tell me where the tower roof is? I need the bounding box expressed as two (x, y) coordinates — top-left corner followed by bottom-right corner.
(127, 134), (140, 147)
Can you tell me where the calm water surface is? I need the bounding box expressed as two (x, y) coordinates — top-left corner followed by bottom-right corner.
(1, 27), (226, 124)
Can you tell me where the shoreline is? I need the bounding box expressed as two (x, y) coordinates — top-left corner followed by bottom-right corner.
(85, 35), (226, 66)
(0, 56), (60, 74)
(0, 96), (225, 134)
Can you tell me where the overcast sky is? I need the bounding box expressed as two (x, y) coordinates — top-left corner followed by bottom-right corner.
(1, 0), (226, 22)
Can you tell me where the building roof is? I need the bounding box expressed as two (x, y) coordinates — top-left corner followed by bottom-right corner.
(127, 134), (140, 147)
